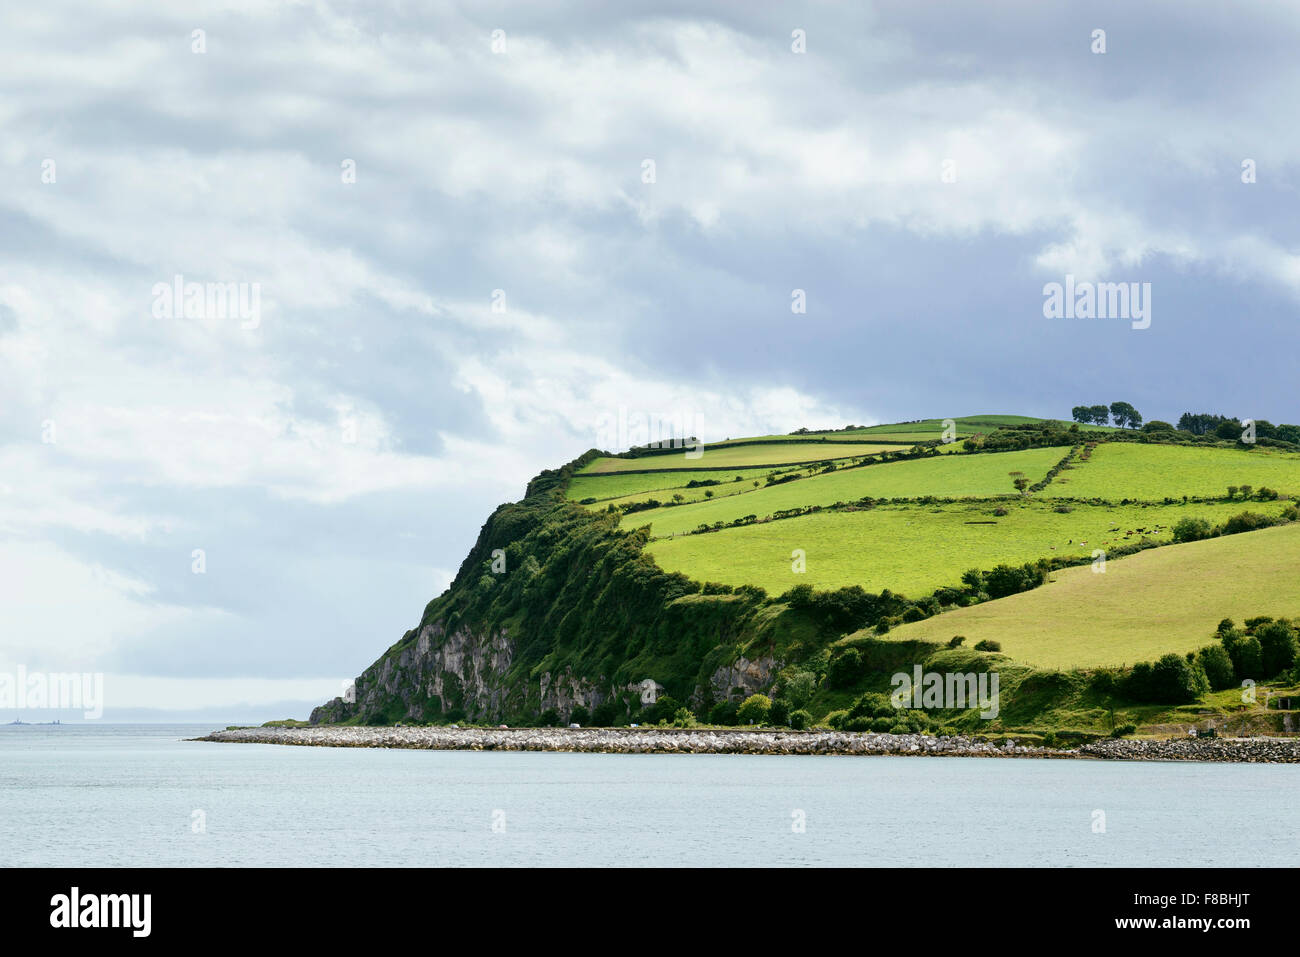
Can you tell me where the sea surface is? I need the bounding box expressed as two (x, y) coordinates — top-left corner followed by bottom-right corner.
(3, 723), (1297, 867)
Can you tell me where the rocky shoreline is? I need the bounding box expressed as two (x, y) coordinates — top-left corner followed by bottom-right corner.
(195, 725), (1300, 762)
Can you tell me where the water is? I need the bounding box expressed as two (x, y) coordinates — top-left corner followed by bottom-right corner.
(3, 723), (1297, 866)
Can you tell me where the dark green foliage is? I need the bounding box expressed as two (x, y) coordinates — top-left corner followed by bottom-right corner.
(1123, 653), (1208, 703)
(1171, 516), (1212, 543)
(768, 699), (791, 726)
(569, 705), (590, 726)
(1196, 645), (1236, 691)
(973, 639), (1001, 652)
(788, 709), (812, 730)
(1256, 620), (1300, 677)
(826, 648), (864, 689)
(708, 700), (739, 725)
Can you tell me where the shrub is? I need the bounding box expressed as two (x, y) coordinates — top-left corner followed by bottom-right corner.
(824, 709), (849, 730)
(671, 707), (697, 728)
(708, 700), (739, 725)
(826, 648), (864, 688)
(901, 605), (929, 623)
(737, 694), (772, 725)
(781, 670), (817, 708)
(947, 636), (966, 648)
(591, 700), (621, 726)
(1219, 511), (1274, 535)
(1256, 620), (1300, 677)
(569, 706), (590, 726)
(974, 639), (1001, 652)
(1111, 723), (1137, 738)
(768, 699), (791, 726)
(1196, 645), (1236, 691)
(788, 709), (812, 730)
(536, 708), (561, 728)
(1171, 516), (1212, 543)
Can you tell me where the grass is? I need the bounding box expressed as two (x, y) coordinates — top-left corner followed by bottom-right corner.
(645, 499), (1288, 599)
(578, 442), (910, 473)
(1043, 442), (1300, 500)
(623, 446), (1069, 538)
(566, 467), (778, 503)
(882, 521), (1300, 670)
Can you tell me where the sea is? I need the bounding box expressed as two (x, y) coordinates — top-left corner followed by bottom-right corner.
(3, 723), (1296, 867)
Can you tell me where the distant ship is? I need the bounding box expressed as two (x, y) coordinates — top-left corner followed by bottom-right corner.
(6, 718), (61, 725)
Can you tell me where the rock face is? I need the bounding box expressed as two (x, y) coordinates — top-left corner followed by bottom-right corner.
(705, 655), (777, 703)
(312, 622), (517, 725)
(311, 620), (666, 726)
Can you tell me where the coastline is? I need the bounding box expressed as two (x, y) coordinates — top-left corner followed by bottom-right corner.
(194, 725), (1300, 762)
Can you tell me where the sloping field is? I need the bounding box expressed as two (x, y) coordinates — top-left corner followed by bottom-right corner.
(882, 522), (1300, 670)
(645, 499), (1283, 599)
(567, 467), (777, 503)
(1043, 442), (1300, 500)
(623, 446), (1068, 538)
(578, 442), (907, 473)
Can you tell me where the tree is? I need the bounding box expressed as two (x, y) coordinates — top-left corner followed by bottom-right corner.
(1171, 516), (1212, 543)
(1071, 406), (1091, 424)
(1009, 471), (1029, 494)
(737, 694), (772, 725)
(1109, 401), (1142, 429)
(781, 670), (817, 708)
(1196, 645), (1235, 691)
(1089, 404), (1111, 425)
(768, 699), (791, 726)
(1256, 620), (1300, 677)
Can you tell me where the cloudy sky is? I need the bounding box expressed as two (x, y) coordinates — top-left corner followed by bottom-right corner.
(2, 1), (1297, 721)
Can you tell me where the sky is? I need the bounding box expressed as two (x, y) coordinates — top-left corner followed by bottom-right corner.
(2, 1), (1298, 721)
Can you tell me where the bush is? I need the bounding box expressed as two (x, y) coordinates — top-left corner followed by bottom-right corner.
(671, 707), (697, 728)
(824, 709), (849, 730)
(536, 708), (561, 728)
(1256, 620), (1300, 677)
(788, 709), (812, 730)
(737, 694), (772, 725)
(826, 649), (864, 689)
(708, 700), (739, 725)
(768, 699), (791, 726)
(1196, 645), (1236, 691)
(1111, 723), (1137, 738)
(1126, 653), (1208, 703)
(1219, 511), (1274, 535)
(591, 700), (621, 726)
(973, 639), (1001, 652)
(1171, 516), (1212, 543)
(569, 706), (590, 726)
(780, 670), (817, 708)
(947, 636), (966, 648)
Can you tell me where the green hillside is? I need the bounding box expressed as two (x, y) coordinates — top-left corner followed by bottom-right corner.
(313, 413), (1300, 740)
(884, 522), (1300, 670)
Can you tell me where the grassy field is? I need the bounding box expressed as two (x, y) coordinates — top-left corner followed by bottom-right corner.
(645, 499), (1286, 599)
(567, 467), (779, 503)
(1043, 442), (1300, 500)
(882, 522), (1300, 669)
(578, 442), (908, 473)
(622, 446), (1068, 538)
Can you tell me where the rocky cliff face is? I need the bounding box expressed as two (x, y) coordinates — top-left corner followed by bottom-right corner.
(311, 614), (778, 726)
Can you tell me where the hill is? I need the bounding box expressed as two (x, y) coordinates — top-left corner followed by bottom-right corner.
(311, 414), (1300, 738)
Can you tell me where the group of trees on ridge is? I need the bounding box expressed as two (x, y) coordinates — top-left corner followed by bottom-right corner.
(1071, 402), (1142, 428)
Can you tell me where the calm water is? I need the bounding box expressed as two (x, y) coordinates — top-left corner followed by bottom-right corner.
(2, 723), (1297, 866)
